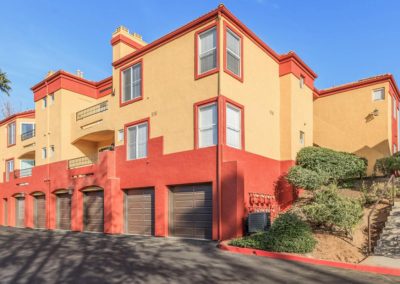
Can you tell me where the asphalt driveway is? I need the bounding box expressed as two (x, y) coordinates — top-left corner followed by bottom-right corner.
(0, 227), (398, 284)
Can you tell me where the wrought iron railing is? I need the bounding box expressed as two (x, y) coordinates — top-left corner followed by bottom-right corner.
(367, 174), (396, 254)
(14, 168), (33, 178)
(68, 155), (98, 169)
(21, 129), (35, 141)
(76, 101), (108, 121)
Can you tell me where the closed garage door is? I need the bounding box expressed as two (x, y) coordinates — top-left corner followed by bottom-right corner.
(15, 197), (25, 228)
(34, 195), (46, 229)
(125, 188), (154, 235)
(169, 184), (212, 239)
(3, 199), (8, 226)
(56, 192), (71, 230)
(84, 190), (104, 232)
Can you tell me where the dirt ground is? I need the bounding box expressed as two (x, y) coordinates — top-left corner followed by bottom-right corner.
(292, 190), (391, 264)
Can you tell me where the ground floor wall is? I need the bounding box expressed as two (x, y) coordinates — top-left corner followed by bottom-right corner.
(0, 137), (297, 240)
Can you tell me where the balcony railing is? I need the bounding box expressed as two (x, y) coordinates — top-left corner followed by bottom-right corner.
(14, 168), (33, 178)
(68, 155), (98, 169)
(21, 129), (35, 141)
(76, 101), (108, 121)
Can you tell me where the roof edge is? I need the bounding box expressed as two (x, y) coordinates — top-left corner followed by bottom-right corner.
(0, 109), (35, 126)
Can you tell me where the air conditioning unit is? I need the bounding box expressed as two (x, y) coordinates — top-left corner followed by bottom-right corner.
(248, 212), (270, 233)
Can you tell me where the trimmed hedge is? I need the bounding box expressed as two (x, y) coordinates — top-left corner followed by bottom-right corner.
(296, 147), (367, 182)
(230, 213), (316, 254)
(303, 185), (363, 234)
(286, 166), (328, 191)
(374, 155), (400, 176)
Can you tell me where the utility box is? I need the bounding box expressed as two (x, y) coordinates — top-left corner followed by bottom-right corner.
(248, 212), (270, 233)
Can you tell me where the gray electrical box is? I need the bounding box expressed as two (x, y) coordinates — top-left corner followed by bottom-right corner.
(248, 212), (270, 233)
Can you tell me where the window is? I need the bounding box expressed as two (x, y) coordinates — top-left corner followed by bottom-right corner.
(49, 94), (55, 105)
(42, 147), (47, 159)
(21, 123), (34, 135)
(226, 28), (241, 76)
(7, 122), (16, 146)
(42, 97), (47, 109)
(300, 131), (305, 146)
(122, 62), (142, 104)
(5, 160), (14, 182)
(198, 28), (217, 74)
(226, 104), (241, 149)
(372, 88), (385, 101)
(127, 122), (148, 160)
(198, 103), (218, 148)
(50, 145), (55, 158)
(118, 129), (124, 142)
(299, 76), (305, 88)
(20, 159), (34, 177)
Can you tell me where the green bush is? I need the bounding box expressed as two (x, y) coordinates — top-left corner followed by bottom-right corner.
(286, 166), (328, 190)
(374, 156), (400, 176)
(296, 147), (367, 181)
(230, 213), (316, 254)
(303, 185), (363, 234)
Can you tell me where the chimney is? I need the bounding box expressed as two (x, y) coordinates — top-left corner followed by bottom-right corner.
(76, 70), (84, 78)
(111, 26), (146, 62)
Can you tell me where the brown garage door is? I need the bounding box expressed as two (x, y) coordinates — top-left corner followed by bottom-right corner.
(84, 190), (104, 232)
(34, 195), (46, 229)
(3, 199), (8, 226)
(125, 188), (154, 236)
(15, 197), (25, 228)
(56, 192), (71, 230)
(169, 184), (212, 239)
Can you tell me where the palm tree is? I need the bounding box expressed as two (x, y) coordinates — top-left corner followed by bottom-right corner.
(0, 69), (11, 96)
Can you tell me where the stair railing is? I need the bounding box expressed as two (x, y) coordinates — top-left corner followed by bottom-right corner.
(367, 174), (396, 254)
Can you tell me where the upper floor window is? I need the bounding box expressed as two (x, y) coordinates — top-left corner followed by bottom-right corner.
(372, 88), (385, 101)
(122, 62), (142, 104)
(21, 123), (34, 135)
(50, 145), (55, 158)
(127, 122), (148, 160)
(42, 147), (47, 159)
(300, 131), (305, 146)
(49, 94), (55, 105)
(42, 97), (47, 109)
(299, 76), (305, 89)
(5, 160), (14, 182)
(226, 104), (241, 149)
(198, 103), (217, 148)
(118, 129), (124, 142)
(226, 28), (241, 77)
(7, 122), (16, 146)
(198, 27), (217, 75)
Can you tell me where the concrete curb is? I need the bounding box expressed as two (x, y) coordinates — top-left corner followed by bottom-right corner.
(218, 242), (400, 277)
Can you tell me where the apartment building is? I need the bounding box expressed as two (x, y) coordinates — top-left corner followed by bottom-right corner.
(0, 5), (316, 240)
(314, 74), (400, 174)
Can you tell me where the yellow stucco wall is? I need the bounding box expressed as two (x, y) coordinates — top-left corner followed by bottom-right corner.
(314, 82), (391, 174)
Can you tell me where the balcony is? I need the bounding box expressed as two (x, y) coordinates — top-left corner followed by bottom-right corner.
(68, 155), (98, 169)
(21, 129), (35, 141)
(76, 101), (108, 121)
(14, 168), (33, 178)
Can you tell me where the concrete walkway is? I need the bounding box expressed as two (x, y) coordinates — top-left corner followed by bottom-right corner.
(361, 256), (400, 269)
(0, 227), (399, 284)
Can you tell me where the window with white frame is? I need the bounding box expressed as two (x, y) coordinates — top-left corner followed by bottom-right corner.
(42, 97), (47, 109)
(226, 28), (241, 76)
(299, 76), (305, 88)
(372, 88), (385, 101)
(127, 122), (148, 160)
(198, 27), (217, 74)
(300, 131), (305, 146)
(21, 123), (34, 135)
(226, 104), (241, 149)
(49, 94), (55, 105)
(198, 103), (218, 148)
(42, 147), (47, 159)
(118, 129), (124, 142)
(50, 145), (55, 158)
(20, 159), (34, 177)
(122, 62), (142, 103)
(7, 122), (16, 145)
(6, 160), (14, 182)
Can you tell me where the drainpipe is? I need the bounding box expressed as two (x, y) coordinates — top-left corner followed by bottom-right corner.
(216, 12), (222, 241)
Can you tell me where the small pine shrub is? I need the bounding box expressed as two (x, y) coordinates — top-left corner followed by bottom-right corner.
(286, 166), (328, 191)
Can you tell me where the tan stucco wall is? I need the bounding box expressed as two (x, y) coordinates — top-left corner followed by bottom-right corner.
(314, 82), (391, 174)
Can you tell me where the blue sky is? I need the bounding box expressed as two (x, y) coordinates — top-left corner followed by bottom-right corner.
(1, 0), (399, 111)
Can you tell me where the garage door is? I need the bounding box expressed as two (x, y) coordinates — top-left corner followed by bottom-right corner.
(125, 188), (154, 235)
(56, 192), (71, 230)
(169, 184), (212, 239)
(84, 190), (104, 232)
(15, 197), (25, 228)
(3, 199), (7, 226)
(34, 195), (46, 229)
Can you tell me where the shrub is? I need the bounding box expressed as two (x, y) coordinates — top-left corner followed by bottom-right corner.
(296, 147), (367, 182)
(286, 166), (328, 190)
(374, 156), (400, 176)
(230, 213), (316, 254)
(303, 185), (363, 234)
